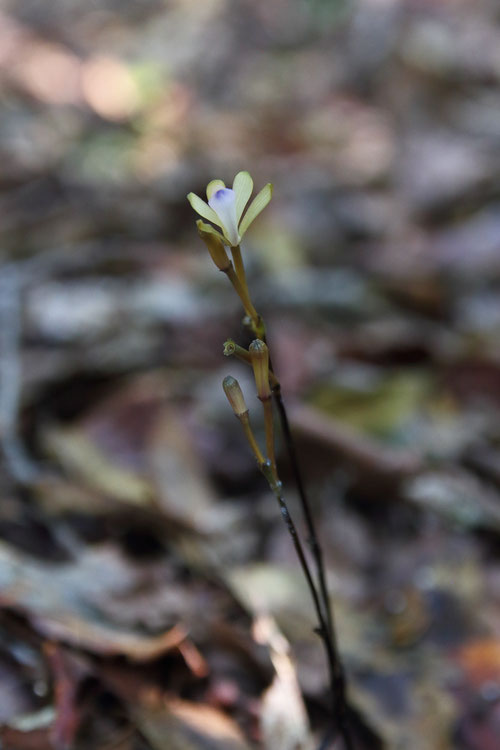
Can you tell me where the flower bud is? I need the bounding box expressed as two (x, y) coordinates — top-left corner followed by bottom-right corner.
(197, 221), (230, 271)
(249, 339), (271, 400)
(222, 376), (248, 417)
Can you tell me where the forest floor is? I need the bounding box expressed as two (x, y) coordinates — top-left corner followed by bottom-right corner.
(0, 1), (500, 748)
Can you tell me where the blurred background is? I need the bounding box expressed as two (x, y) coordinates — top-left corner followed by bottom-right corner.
(1, 0), (500, 748)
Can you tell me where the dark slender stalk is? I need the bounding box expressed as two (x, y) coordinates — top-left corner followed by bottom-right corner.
(270, 483), (354, 750)
(266, 349), (333, 640)
(262, 397), (277, 476)
(263, 349), (332, 640)
(272, 382), (334, 638)
(272, 487), (326, 645)
(271, 382), (354, 750)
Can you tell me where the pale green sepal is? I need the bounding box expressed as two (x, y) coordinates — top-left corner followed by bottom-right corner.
(187, 193), (223, 227)
(233, 171), (254, 223)
(238, 183), (273, 237)
(206, 179), (225, 200)
(196, 220), (226, 244)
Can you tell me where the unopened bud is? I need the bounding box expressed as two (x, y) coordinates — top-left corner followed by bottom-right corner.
(249, 339), (271, 400)
(197, 220), (230, 271)
(222, 376), (248, 417)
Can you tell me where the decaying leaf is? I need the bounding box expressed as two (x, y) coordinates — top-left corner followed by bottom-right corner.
(403, 469), (500, 531)
(253, 615), (313, 750)
(43, 426), (154, 507)
(135, 697), (252, 750)
(0, 541), (186, 660)
(226, 563), (315, 642)
(148, 402), (219, 530)
(289, 402), (422, 484)
(41, 376), (222, 532)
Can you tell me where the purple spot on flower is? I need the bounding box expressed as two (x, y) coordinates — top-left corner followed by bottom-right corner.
(212, 188), (234, 204)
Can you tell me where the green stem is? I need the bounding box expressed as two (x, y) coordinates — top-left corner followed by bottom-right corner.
(230, 245), (247, 290)
(238, 412), (266, 466)
(224, 265), (260, 327)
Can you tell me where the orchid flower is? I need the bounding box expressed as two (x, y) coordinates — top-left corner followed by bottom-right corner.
(187, 171), (273, 247)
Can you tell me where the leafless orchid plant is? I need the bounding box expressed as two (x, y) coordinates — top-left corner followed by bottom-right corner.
(188, 172), (354, 749)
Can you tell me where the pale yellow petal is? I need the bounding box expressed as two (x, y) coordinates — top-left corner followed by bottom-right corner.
(238, 183), (273, 237)
(196, 219), (227, 244)
(187, 193), (223, 227)
(232, 171), (253, 223)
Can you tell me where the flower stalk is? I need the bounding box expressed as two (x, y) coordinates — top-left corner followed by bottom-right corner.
(197, 223), (260, 328)
(230, 245), (248, 293)
(223, 376), (266, 467)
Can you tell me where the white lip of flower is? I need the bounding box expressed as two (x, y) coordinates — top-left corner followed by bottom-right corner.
(187, 171), (273, 247)
(208, 187), (239, 246)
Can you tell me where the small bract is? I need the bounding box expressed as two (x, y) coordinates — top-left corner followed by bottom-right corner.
(187, 171), (273, 247)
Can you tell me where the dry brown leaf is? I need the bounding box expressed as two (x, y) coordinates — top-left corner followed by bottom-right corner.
(43, 426), (154, 507)
(135, 697), (252, 750)
(0, 541), (186, 660)
(41, 376), (220, 532)
(148, 403), (218, 530)
(289, 402), (422, 482)
(226, 563), (315, 642)
(254, 615), (313, 750)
